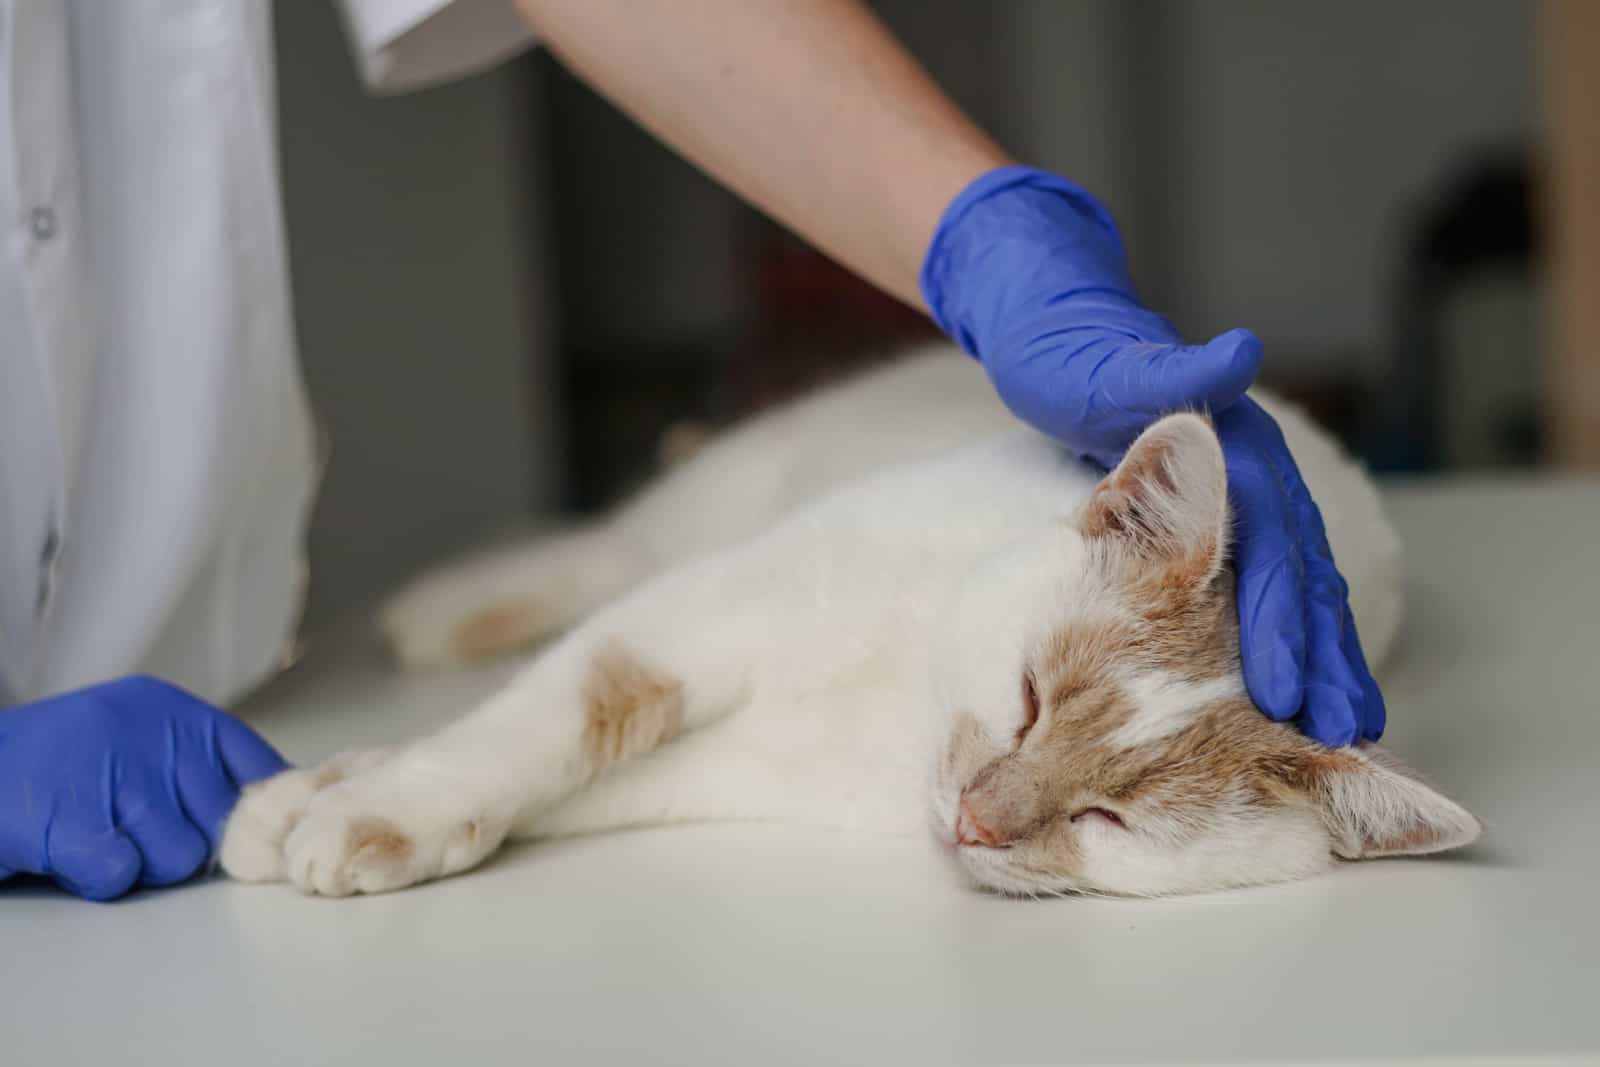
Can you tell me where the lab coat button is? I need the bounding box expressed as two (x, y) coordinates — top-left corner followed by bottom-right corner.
(30, 206), (57, 241)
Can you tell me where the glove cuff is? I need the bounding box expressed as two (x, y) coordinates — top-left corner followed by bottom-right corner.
(919, 166), (1133, 359)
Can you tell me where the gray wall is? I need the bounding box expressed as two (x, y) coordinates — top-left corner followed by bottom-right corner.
(273, 2), (557, 629)
(1155, 0), (1533, 378)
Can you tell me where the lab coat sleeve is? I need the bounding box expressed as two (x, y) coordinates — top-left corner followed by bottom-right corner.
(336, 0), (535, 94)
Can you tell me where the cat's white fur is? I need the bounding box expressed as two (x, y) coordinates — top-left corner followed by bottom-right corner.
(223, 346), (1473, 899)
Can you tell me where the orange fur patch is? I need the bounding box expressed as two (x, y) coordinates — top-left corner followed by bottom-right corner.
(453, 602), (542, 661)
(308, 748), (393, 792)
(960, 557), (1310, 850)
(344, 817), (413, 866)
(581, 641), (685, 773)
(310, 763), (347, 789)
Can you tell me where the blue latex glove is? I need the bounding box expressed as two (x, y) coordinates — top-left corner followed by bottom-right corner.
(0, 676), (288, 900)
(921, 166), (1384, 744)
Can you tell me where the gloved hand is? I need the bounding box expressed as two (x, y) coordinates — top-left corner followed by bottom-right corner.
(921, 166), (1384, 744)
(0, 675), (288, 900)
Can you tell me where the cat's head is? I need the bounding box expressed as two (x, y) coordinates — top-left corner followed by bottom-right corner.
(928, 413), (1479, 897)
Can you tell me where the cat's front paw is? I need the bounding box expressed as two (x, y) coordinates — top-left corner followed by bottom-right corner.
(282, 763), (508, 897)
(221, 748), (395, 883)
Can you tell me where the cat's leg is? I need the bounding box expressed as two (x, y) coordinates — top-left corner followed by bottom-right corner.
(379, 521), (652, 669)
(236, 544), (789, 896)
(379, 434), (806, 672)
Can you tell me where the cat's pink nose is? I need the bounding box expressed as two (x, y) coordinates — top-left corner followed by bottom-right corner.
(956, 798), (1003, 848)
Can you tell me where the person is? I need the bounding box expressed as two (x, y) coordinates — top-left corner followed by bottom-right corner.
(0, 0), (1382, 901)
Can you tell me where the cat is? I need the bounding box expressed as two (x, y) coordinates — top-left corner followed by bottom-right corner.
(221, 345), (1480, 898)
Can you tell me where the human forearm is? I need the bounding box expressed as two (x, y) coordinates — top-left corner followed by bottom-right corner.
(512, 0), (1009, 307)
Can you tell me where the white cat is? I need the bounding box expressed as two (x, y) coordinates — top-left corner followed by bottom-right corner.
(222, 346), (1479, 898)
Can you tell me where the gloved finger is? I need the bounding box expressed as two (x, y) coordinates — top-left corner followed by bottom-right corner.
(116, 786), (211, 887)
(0, 797), (52, 879)
(45, 822), (143, 901)
(1340, 600), (1387, 742)
(214, 713), (290, 787)
(1296, 576), (1366, 747)
(1287, 481), (1388, 743)
(1217, 411), (1307, 720)
(174, 754), (246, 849)
(1282, 465), (1368, 747)
(0, 836), (39, 879)
(1104, 328), (1263, 421)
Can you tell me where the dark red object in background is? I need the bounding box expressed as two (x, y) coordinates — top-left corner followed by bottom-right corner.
(728, 219), (940, 415)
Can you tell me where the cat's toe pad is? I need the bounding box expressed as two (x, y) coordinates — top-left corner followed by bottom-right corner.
(281, 772), (505, 897)
(220, 768), (321, 883)
(286, 807), (419, 897)
(219, 748), (395, 884)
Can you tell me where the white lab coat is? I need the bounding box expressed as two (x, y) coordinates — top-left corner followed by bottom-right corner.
(0, 0), (533, 706)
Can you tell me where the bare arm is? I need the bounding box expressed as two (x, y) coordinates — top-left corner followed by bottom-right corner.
(511, 0), (1011, 308)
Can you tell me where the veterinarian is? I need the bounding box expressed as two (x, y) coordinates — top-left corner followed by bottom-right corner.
(0, 0), (1383, 901)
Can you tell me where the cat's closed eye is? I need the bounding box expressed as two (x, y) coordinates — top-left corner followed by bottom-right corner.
(1070, 806), (1127, 830)
(1016, 671), (1040, 744)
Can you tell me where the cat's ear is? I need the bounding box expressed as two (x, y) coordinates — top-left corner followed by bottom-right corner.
(1079, 413), (1229, 586)
(1298, 744), (1482, 859)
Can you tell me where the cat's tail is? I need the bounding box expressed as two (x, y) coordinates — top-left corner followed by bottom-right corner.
(378, 522), (651, 670)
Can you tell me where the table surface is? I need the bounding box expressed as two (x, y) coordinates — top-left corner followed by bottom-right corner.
(5, 479), (1599, 1066)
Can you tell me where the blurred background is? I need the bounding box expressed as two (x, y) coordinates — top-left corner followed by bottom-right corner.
(273, 0), (1594, 629)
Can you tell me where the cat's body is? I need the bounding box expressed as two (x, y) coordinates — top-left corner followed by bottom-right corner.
(224, 346), (1475, 899)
